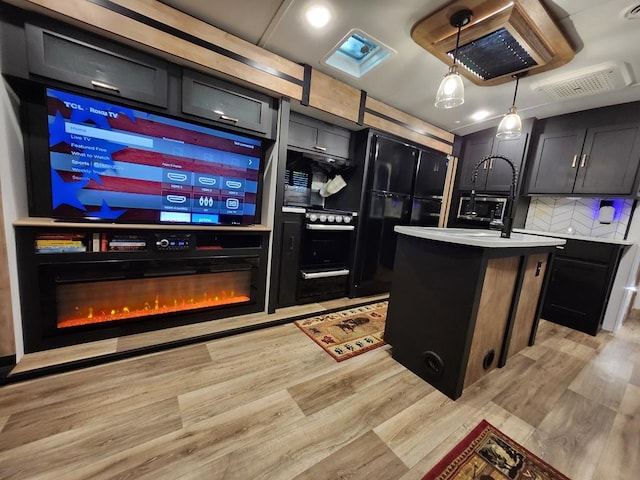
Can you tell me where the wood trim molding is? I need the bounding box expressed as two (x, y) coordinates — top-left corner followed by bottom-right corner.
(0, 181), (16, 357)
(309, 70), (361, 124)
(411, 0), (574, 86)
(4, 0), (305, 99)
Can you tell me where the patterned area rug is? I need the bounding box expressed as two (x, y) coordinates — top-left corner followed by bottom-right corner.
(294, 301), (387, 361)
(422, 420), (571, 480)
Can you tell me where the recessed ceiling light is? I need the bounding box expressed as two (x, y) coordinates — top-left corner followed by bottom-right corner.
(471, 110), (491, 121)
(306, 4), (331, 28)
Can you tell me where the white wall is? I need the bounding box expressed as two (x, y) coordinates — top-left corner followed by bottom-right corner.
(0, 79), (28, 360)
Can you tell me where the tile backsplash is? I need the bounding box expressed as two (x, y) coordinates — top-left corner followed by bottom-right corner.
(525, 197), (635, 240)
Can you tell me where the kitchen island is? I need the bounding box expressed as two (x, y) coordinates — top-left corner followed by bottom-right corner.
(385, 227), (566, 400)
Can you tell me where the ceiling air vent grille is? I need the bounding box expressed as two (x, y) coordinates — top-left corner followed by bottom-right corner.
(531, 62), (634, 100)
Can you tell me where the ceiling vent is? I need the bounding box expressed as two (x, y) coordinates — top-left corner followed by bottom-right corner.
(322, 29), (395, 78)
(411, 0), (574, 86)
(531, 62), (635, 100)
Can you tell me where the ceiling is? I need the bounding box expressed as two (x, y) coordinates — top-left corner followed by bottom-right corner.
(159, 0), (640, 136)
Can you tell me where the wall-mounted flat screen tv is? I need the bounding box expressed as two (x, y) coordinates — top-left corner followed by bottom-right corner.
(44, 87), (263, 225)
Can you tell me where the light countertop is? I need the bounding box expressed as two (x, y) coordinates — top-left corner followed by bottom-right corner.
(395, 226), (566, 248)
(513, 229), (633, 246)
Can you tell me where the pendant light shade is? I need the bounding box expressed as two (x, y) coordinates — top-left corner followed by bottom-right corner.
(435, 9), (472, 109)
(496, 73), (525, 139)
(435, 64), (465, 108)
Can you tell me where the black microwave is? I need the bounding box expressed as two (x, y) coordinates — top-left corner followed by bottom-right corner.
(457, 196), (507, 224)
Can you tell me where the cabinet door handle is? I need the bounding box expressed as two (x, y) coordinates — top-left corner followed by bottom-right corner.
(555, 245), (565, 250)
(580, 154), (588, 168)
(288, 236), (295, 252)
(219, 114), (239, 123)
(571, 155), (578, 168)
(91, 80), (120, 92)
(489, 158), (494, 169)
(313, 145), (327, 152)
(483, 161), (488, 170)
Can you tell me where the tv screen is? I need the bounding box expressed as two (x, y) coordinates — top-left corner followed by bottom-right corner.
(45, 87), (263, 225)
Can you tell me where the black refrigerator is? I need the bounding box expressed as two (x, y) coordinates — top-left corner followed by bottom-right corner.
(410, 149), (450, 227)
(352, 134), (418, 296)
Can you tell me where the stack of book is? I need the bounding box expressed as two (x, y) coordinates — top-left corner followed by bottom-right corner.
(35, 233), (87, 253)
(108, 234), (147, 251)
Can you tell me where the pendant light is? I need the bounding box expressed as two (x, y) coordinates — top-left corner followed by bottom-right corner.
(435, 9), (472, 109)
(496, 73), (526, 139)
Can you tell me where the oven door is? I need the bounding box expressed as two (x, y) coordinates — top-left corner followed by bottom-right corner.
(300, 224), (354, 268)
(297, 223), (354, 303)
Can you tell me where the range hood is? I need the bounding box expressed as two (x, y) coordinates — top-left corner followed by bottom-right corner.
(412, 0), (575, 86)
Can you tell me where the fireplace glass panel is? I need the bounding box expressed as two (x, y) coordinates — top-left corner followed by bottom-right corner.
(56, 270), (252, 328)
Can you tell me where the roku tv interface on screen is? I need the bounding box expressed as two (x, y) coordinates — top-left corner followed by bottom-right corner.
(46, 88), (263, 225)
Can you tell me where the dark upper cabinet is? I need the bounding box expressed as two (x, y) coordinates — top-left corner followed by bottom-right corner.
(182, 69), (275, 138)
(458, 131), (493, 191)
(25, 23), (169, 108)
(527, 109), (640, 196)
(414, 149), (449, 197)
(458, 126), (529, 192)
(574, 124), (640, 194)
(288, 112), (351, 160)
(526, 130), (585, 194)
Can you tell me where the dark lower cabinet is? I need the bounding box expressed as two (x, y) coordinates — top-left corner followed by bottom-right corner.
(277, 214), (303, 307)
(541, 239), (627, 335)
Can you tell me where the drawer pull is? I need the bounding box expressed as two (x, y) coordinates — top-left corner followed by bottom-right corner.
(580, 153), (588, 168)
(301, 269), (349, 280)
(313, 145), (327, 152)
(91, 80), (120, 92)
(556, 245), (565, 250)
(571, 154), (578, 168)
(219, 114), (239, 123)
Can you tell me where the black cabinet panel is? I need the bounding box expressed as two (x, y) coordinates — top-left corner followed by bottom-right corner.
(288, 112), (351, 159)
(527, 130), (585, 193)
(541, 240), (626, 335)
(458, 132), (493, 191)
(542, 257), (609, 335)
(182, 69), (274, 137)
(25, 23), (169, 107)
(574, 124), (640, 194)
(527, 118), (640, 196)
(490, 133), (529, 191)
(277, 215), (303, 307)
(457, 126), (529, 193)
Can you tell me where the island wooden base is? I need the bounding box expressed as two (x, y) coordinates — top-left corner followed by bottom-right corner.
(384, 234), (555, 400)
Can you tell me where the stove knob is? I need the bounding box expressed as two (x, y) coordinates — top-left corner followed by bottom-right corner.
(308, 213), (318, 222)
(327, 215), (335, 222)
(343, 216), (352, 223)
(335, 215), (343, 223)
(319, 214), (327, 222)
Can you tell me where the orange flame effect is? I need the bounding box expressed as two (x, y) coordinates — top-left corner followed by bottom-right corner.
(57, 292), (250, 328)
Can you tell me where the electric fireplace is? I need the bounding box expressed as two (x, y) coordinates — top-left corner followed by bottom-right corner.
(16, 225), (269, 353)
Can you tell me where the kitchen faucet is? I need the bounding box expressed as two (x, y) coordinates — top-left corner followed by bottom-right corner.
(467, 154), (518, 238)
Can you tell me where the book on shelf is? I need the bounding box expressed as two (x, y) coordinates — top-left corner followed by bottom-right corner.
(36, 245), (87, 254)
(35, 239), (84, 246)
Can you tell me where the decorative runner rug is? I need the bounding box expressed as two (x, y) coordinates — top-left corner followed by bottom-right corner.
(422, 420), (571, 480)
(294, 301), (387, 361)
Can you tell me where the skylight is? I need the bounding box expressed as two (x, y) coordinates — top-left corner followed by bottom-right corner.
(322, 29), (395, 78)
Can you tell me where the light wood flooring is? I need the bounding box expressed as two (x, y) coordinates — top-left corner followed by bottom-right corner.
(0, 300), (639, 479)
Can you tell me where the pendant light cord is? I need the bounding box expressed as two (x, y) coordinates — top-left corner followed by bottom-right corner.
(452, 24), (462, 66)
(511, 75), (520, 107)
